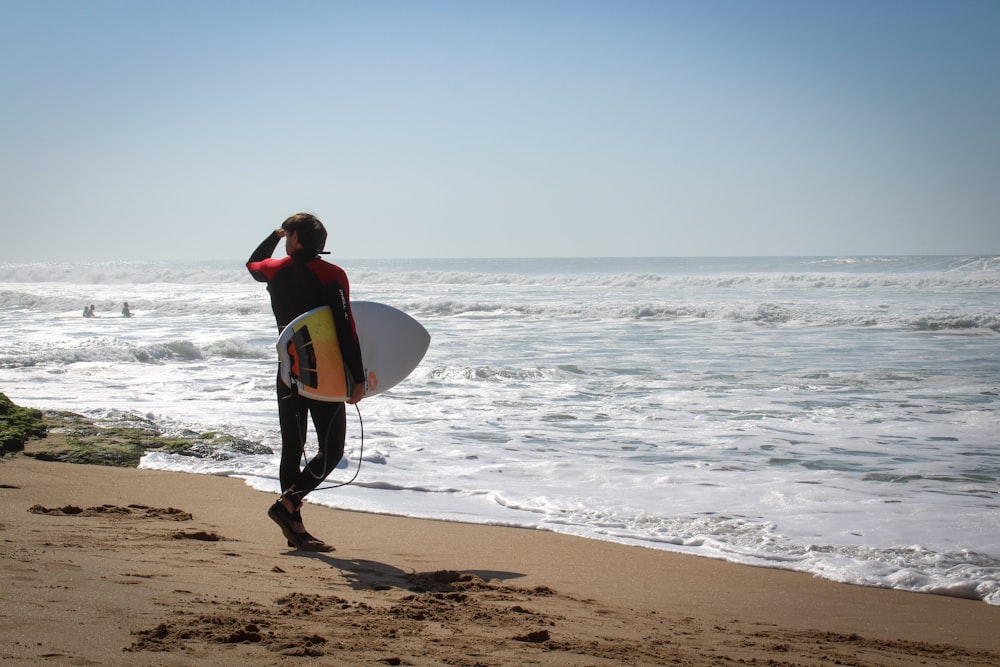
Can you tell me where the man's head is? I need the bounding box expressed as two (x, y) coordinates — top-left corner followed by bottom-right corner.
(281, 213), (328, 254)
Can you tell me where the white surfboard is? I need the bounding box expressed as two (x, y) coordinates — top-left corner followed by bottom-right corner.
(277, 301), (430, 401)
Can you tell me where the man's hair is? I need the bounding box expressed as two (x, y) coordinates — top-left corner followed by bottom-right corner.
(281, 213), (328, 253)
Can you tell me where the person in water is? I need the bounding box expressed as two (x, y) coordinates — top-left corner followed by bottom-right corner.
(122, 302), (132, 318)
(247, 213), (365, 552)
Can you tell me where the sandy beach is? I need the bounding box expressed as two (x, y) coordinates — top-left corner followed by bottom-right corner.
(2, 456), (999, 666)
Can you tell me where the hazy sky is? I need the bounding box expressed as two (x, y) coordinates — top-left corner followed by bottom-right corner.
(2, 0), (998, 261)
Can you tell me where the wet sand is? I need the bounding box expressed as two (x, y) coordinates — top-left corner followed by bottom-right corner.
(2, 456), (998, 666)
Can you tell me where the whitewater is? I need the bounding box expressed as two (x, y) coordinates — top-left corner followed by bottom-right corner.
(1, 255), (998, 604)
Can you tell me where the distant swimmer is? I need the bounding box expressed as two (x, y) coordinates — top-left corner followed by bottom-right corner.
(122, 302), (132, 318)
(83, 304), (95, 318)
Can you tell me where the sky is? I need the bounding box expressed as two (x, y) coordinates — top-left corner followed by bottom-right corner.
(1, 0), (998, 261)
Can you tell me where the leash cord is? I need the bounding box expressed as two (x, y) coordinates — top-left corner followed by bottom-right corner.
(313, 403), (364, 491)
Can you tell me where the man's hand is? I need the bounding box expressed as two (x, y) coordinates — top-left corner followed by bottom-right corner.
(347, 383), (365, 405)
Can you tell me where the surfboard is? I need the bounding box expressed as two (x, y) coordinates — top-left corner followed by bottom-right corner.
(277, 301), (430, 401)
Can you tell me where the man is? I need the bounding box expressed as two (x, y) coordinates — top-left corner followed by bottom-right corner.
(247, 213), (365, 551)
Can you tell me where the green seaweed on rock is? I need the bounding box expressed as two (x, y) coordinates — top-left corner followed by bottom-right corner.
(2, 395), (271, 468)
(0, 392), (47, 455)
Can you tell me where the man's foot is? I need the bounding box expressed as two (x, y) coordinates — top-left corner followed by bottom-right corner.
(267, 501), (304, 548)
(270, 502), (335, 551)
(292, 533), (335, 552)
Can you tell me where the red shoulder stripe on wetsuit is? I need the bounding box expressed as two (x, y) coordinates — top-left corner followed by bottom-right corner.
(246, 232), (284, 282)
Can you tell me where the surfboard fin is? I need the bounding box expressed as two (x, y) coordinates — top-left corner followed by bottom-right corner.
(287, 328), (319, 389)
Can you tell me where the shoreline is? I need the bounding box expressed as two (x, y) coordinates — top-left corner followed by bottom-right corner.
(2, 455), (999, 666)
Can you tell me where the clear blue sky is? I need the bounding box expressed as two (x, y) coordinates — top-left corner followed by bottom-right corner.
(2, 0), (998, 260)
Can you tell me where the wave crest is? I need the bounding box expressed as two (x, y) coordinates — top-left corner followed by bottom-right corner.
(0, 335), (269, 368)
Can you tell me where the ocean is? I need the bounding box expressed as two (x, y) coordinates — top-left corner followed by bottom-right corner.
(1, 255), (998, 605)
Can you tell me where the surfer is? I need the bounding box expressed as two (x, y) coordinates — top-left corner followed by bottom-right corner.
(121, 302), (132, 318)
(247, 213), (365, 552)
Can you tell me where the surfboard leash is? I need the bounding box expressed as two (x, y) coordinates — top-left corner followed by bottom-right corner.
(315, 403), (365, 491)
(287, 377), (365, 491)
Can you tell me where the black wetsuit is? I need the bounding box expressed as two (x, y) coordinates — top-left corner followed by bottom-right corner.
(247, 232), (364, 501)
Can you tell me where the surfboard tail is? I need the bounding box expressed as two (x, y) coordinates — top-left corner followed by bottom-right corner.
(287, 328), (319, 389)
(277, 306), (351, 401)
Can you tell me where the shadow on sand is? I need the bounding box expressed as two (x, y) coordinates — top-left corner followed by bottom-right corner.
(289, 551), (526, 593)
